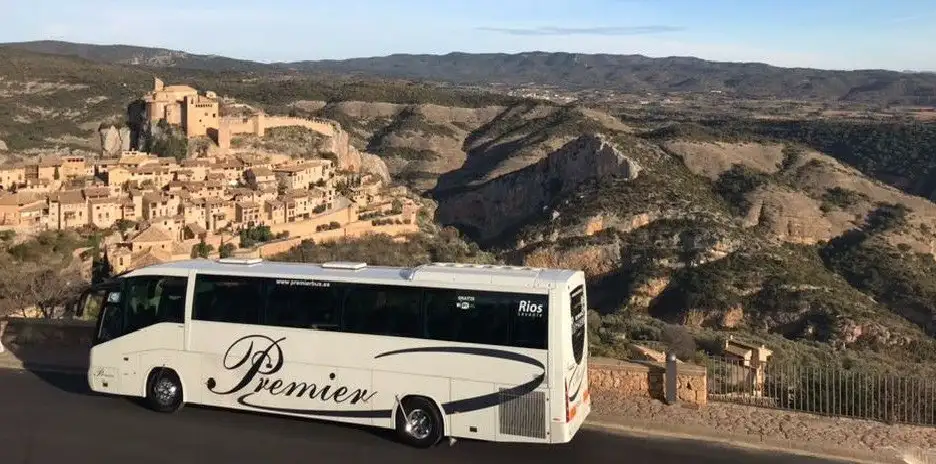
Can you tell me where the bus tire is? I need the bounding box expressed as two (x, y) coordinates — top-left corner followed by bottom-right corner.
(145, 368), (184, 414)
(395, 396), (444, 448)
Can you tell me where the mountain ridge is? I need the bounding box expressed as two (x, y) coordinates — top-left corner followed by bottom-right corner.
(4, 40), (936, 105)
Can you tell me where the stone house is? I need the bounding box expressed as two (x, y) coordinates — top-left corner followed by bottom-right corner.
(47, 191), (87, 230)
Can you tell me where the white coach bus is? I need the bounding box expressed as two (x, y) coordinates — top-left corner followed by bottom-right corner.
(76, 258), (590, 447)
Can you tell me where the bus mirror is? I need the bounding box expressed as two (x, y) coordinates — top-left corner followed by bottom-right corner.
(107, 291), (121, 304)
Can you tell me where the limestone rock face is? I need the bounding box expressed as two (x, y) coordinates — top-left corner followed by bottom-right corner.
(99, 125), (132, 156)
(743, 186), (835, 244)
(436, 134), (642, 242)
(522, 239), (622, 278)
(360, 153), (391, 184)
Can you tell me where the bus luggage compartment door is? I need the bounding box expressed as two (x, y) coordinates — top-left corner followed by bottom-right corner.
(450, 379), (497, 441)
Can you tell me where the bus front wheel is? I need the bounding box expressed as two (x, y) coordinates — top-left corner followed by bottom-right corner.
(145, 368), (184, 414)
(395, 396), (444, 448)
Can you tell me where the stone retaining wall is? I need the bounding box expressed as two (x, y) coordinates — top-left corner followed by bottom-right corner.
(1, 318), (709, 408)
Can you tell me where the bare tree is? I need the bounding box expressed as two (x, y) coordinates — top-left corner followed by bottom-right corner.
(0, 261), (31, 319)
(0, 262), (87, 319)
(25, 267), (86, 319)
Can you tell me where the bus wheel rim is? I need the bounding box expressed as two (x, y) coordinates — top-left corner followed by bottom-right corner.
(405, 409), (432, 440)
(154, 378), (178, 405)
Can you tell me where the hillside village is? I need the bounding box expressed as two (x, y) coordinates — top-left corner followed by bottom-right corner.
(0, 78), (420, 274)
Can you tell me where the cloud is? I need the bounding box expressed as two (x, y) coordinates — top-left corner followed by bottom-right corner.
(476, 25), (684, 36)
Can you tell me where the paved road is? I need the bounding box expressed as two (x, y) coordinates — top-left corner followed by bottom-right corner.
(0, 368), (844, 464)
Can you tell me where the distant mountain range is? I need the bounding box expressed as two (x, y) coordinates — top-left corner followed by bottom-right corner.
(3, 40), (936, 105)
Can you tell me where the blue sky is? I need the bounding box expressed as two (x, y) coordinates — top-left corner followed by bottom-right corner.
(4, 0), (935, 71)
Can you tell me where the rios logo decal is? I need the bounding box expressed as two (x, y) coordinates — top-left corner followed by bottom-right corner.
(206, 335), (547, 419)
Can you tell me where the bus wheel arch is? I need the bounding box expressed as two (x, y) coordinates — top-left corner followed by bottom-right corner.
(393, 394), (445, 448)
(144, 366), (185, 413)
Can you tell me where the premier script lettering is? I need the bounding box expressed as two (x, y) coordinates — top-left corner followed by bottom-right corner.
(207, 335), (377, 408)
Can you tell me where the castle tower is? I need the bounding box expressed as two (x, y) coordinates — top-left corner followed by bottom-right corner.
(154, 76), (164, 91)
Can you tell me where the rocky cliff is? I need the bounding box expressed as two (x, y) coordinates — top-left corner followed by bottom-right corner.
(434, 134), (642, 243)
(98, 125), (132, 156)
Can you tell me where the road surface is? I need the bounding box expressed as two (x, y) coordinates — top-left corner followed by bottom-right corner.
(0, 368), (844, 464)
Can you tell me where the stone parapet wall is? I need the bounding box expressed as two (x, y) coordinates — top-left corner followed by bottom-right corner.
(588, 357), (707, 407)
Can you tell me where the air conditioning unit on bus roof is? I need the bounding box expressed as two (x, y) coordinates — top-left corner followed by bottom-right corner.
(320, 261), (367, 270)
(428, 262), (538, 271)
(217, 258), (263, 265)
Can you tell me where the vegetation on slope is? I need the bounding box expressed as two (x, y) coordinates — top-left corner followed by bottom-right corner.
(497, 121), (936, 372)
(646, 118), (936, 199)
(269, 228), (496, 266)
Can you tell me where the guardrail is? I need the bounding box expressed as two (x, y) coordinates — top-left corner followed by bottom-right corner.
(704, 355), (936, 426)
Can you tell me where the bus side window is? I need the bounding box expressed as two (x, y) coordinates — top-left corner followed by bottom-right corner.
(264, 280), (341, 330)
(192, 274), (262, 324)
(425, 289), (510, 346)
(123, 276), (187, 332)
(342, 284), (422, 338)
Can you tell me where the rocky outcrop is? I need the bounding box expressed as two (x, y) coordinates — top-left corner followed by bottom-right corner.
(742, 186), (835, 244)
(435, 134), (642, 243)
(261, 116), (363, 171)
(99, 125), (131, 156)
(665, 141), (785, 179)
(329, 127), (363, 171)
(0, 139), (7, 151)
(360, 153), (391, 183)
(522, 239), (622, 278)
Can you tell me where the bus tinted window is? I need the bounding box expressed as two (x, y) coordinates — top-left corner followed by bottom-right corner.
(124, 276), (187, 331)
(510, 294), (549, 349)
(193, 274), (263, 324)
(425, 289), (546, 347)
(264, 279), (341, 330)
(342, 284), (422, 338)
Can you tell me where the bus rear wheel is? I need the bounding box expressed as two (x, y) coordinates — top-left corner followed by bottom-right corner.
(395, 396), (443, 448)
(145, 368), (184, 413)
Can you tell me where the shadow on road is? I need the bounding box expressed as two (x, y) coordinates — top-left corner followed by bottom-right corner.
(21, 366), (101, 396)
(13, 364), (411, 447)
(185, 402), (408, 445)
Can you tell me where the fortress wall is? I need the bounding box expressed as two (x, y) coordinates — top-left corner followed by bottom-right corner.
(220, 117), (258, 135)
(218, 114), (363, 170)
(267, 207), (356, 238)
